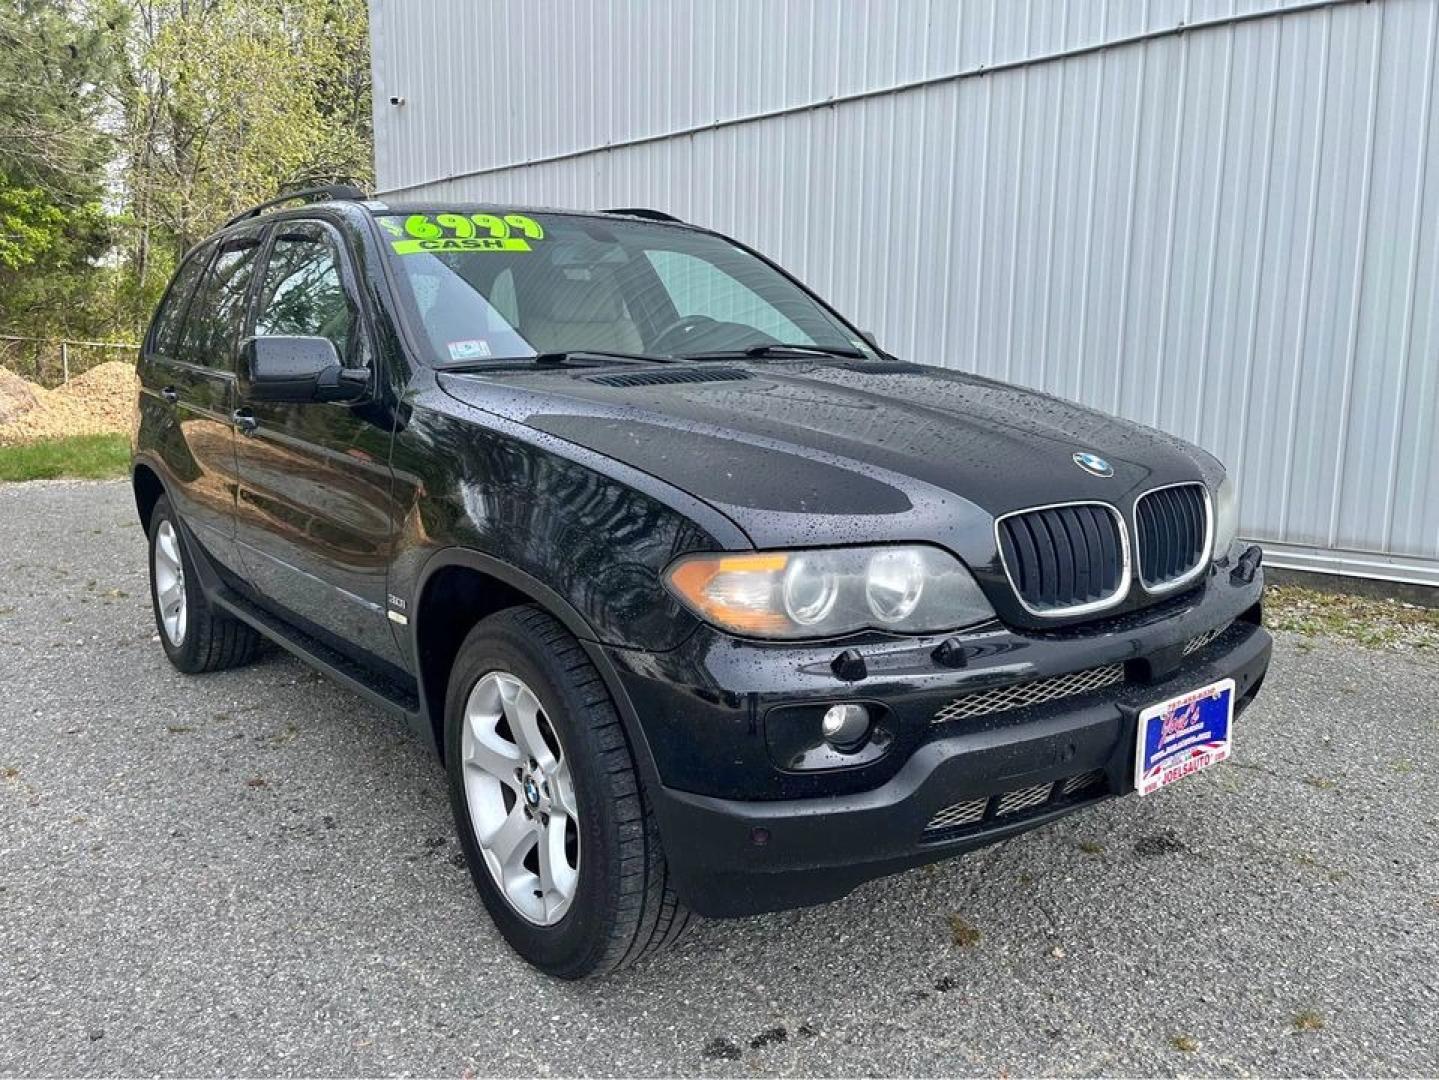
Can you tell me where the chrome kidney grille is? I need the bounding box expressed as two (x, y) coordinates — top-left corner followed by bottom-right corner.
(996, 502), (1128, 617)
(996, 485), (1212, 616)
(1135, 483), (1211, 592)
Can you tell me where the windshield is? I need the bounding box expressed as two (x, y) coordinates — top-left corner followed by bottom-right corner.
(375, 211), (877, 365)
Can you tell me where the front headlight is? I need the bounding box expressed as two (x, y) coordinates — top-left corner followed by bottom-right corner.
(665, 545), (995, 639)
(1213, 473), (1240, 559)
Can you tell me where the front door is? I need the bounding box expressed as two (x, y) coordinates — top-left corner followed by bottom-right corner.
(231, 218), (402, 667)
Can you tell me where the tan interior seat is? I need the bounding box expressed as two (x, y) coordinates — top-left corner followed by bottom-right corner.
(524, 272), (642, 355)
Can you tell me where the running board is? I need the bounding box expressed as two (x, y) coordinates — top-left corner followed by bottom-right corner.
(212, 586), (422, 722)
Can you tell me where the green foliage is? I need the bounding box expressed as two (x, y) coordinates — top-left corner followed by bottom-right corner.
(0, 184), (66, 271)
(0, 0), (373, 343)
(0, 433), (131, 482)
(0, 0), (125, 337)
(0, 190), (118, 339)
(122, 0), (373, 256)
(0, 0), (122, 198)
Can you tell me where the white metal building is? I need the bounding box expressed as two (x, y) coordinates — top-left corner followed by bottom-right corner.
(369, 0), (1439, 588)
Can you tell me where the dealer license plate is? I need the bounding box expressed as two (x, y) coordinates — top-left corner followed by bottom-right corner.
(1134, 678), (1234, 796)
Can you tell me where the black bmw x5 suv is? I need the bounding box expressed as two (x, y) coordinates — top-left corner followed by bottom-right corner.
(133, 186), (1271, 978)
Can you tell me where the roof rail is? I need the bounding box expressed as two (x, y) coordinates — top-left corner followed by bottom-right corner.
(224, 184), (369, 228)
(601, 207), (684, 224)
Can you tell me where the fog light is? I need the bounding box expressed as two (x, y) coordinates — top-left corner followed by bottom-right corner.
(821, 703), (871, 747)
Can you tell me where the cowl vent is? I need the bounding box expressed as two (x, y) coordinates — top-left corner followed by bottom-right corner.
(585, 367), (753, 388)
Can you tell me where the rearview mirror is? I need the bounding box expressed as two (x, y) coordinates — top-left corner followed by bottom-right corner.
(240, 336), (368, 403)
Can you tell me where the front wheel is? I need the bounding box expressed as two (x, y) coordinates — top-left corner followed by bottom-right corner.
(445, 606), (691, 978)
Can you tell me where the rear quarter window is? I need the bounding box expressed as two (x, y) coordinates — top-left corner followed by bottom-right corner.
(179, 239), (262, 368)
(149, 242), (214, 357)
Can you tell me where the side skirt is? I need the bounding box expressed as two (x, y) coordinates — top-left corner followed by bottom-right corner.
(211, 586), (423, 725)
(174, 516), (424, 731)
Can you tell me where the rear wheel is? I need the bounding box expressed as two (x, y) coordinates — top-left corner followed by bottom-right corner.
(445, 605), (691, 978)
(147, 495), (260, 674)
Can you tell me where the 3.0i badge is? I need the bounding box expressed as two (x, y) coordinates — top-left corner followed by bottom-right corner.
(1072, 451), (1114, 478)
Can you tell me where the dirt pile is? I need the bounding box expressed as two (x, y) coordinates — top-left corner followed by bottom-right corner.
(0, 362), (138, 446)
(0, 366), (43, 425)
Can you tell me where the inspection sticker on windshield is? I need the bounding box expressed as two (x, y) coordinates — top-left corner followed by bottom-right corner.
(1134, 678), (1234, 796)
(447, 339), (492, 361)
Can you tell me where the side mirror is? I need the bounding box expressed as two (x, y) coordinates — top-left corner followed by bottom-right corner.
(240, 335), (369, 403)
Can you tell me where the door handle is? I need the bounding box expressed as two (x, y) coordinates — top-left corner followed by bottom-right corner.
(231, 408), (258, 435)
(160, 386), (179, 405)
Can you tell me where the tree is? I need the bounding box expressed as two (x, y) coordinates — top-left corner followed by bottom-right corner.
(0, 0), (374, 343)
(118, 0), (372, 287)
(0, 0), (125, 338)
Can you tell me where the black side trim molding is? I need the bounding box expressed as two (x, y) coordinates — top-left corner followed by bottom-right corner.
(211, 586), (422, 719)
(167, 506), (422, 722)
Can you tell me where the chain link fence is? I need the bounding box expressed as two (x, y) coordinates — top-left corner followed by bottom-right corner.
(0, 335), (139, 389)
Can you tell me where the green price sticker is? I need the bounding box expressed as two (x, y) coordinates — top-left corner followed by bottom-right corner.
(391, 212), (545, 254)
(392, 237), (533, 254)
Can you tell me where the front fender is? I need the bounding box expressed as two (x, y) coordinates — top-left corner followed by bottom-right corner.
(385, 395), (744, 656)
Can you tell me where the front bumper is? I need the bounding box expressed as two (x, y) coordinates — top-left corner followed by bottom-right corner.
(605, 567), (1272, 917)
(659, 622), (1267, 916)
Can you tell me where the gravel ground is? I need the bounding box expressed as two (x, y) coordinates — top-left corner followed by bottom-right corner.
(1, 480), (1436, 1078)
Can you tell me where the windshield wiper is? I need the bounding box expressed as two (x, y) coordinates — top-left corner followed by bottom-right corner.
(747, 343), (866, 359)
(681, 343), (868, 361)
(443, 349), (674, 373)
(533, 349), (678, 367)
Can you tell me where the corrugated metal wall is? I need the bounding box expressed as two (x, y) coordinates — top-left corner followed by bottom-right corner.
(370, 0), (1439, 586)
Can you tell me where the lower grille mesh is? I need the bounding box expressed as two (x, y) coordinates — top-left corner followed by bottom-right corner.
(926, 798), (987, 831)
(1182, 621), (1231, 656)
(994, 782), (1053, 816)
(933, 664), (1126, 724)
(1061, 769), (1106, 796)
(924, 768), (1111, 836)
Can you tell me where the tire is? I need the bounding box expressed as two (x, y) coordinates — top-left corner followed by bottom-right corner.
(147, 494), (260, 674)
(445, 605), (691, 978)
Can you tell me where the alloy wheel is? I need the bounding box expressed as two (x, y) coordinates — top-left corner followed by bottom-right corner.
(460, 670), (580, 925)
(153, 519), (187, 647)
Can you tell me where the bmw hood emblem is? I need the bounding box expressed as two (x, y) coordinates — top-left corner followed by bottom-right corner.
(1072, 451), (1114, 478)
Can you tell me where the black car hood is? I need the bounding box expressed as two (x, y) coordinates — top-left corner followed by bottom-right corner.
(437, 358), (1219, 553)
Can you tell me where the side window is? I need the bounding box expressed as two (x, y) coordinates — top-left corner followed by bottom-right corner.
(151, 242), (213, 356)
(644, 250), (808, 342)
(178, 238), (261, 368)
(254, 227), (362, 366)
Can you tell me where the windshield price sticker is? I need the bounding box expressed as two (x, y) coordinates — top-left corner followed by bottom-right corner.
(387, 213), (546, 255)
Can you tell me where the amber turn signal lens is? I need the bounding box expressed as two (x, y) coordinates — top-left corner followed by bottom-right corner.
(665, 553), (791, 634)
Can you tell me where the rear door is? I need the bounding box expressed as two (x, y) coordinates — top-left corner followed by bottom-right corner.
(137, 241), (211, 514)
(231, 218), (402, 667)
(141, 232), (263, 573)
